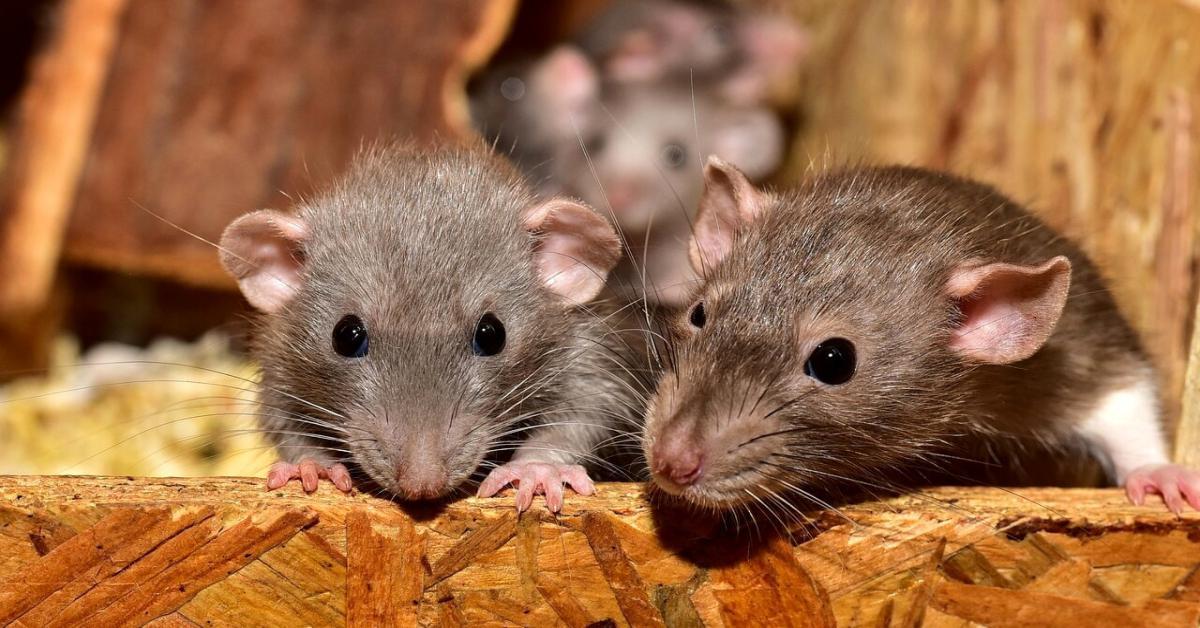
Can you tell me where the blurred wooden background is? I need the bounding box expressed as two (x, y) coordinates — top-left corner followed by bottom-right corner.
(0, 0), (1197, 453)
(781, 0), (1200, 440)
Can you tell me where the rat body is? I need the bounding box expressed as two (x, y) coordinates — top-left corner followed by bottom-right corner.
(644, 158), (1198, 514)
(219, 143), (649, 512)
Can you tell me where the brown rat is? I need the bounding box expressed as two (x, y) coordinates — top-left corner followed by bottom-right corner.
(644, 157), (1198, 515)
(218, 143), (650, 512)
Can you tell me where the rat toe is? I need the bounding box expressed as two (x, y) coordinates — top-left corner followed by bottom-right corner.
(329, 463), (353, 493)
(561, 465), (595, 496)
(298, 460), (321, 493)
(266, 462), (297, 491)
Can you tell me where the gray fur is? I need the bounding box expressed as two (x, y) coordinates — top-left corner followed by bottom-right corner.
(252, 143), (649, 499)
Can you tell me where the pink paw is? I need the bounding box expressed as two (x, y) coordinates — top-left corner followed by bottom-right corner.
(266, 460), (353, 494)
(1124, 464), (1200, 514)
(477, 462), (595, 513)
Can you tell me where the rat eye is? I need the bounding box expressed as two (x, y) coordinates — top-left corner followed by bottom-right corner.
(689, 301), (706, 328)
(332, 315), (369, 358)
(585, 134), (607, 155)
(473, 312), (506, 356)
(661, 143), (687, 169)
(804, 338), (856, 385)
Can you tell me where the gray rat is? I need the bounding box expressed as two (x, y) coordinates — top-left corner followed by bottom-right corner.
(218, 143), (649, 512)
(576, 0), (808, 104)
(643, 157), (1199, 515)
(556, 78), (784, 307)
(473, 45), (785, 307)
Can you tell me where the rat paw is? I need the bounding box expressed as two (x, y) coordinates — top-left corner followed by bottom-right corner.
(1124, 464), (1200, 514)
(477, 462), (595, 513)
(266, 460), (353, 494)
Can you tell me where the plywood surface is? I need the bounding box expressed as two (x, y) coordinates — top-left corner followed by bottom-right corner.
(1, 476), (1198, 626)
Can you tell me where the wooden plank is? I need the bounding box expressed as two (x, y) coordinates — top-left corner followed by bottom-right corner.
(55, 0), (515, 290)
(0, 477), (1197, 625)
(0, 0), (127, 314)
(1177, 291), (1200, 466)
(345, 509), (423, 626)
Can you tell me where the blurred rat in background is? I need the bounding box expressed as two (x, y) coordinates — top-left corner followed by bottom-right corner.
(470, 0), (804, 306)
(643, 157), (1199, 517)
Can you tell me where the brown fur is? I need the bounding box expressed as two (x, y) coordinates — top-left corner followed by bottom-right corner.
(645, 165), (1151, 508)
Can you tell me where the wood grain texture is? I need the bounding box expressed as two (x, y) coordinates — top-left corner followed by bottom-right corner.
(36, 0), (515, 290)
(784, 0), (1200, 428)
(346, 509), (423, 626)
(1178, 294), (1200, 465)
(1, 476), (1199, 626)
(0, 0), (127, 313)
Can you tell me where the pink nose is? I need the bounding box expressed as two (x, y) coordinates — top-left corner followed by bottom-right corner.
(652, 444), (705, 487)
(396, 466), (448, 499)
(605, 181), (639, 214)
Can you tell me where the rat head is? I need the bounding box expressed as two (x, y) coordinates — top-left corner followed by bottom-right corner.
(591, 0), (807, 99)
(220, 145), (620, 500)
(643, 158), (1072, 509)
(563, 85), (783, 236)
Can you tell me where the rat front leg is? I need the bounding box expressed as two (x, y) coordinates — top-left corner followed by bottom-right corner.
(1076, 375), (1200, 513)
(477, 424), (603, 513)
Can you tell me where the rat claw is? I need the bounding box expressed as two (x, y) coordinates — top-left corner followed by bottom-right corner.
(478, 461), (595, 512)
(515, 480), (537, 513)
(298, 460), (321, 493)
(266, 461), (295, 491)
(1124, 464), (1200, 513)
(544, 476), (565, 513)
(559, 465), (595, 496)
(265, 459), (353, 494)
(477, 467), (515, 498)
(328, 463), (353, 493)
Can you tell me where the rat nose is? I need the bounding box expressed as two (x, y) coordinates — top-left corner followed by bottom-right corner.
(395, 465), (449, 500)
(651, 442), (705, 487)
(605, 180), (640, 214)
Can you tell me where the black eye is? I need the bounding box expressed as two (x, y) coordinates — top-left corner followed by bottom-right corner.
(689, 301), (706, 328)
(586, 134), (607, 155)
(661, 143), (687, 169)
(332, 314), (369, 358)
(804, 338), (856, 385)
(473, 312), (506, 356)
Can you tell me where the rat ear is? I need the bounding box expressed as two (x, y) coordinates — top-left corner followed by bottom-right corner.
(523, 198), (621, 305)
(945, 256), (1072, 364)
(689, 156), (768, 274)
(219, 210), (308, 314)
(708, 107), (785, 180)
(604, 28), (665, 82)
(530, 46), (599, 139)
(719, 14), (809, 104)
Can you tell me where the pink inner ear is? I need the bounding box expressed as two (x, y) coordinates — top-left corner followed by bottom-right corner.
(218, 210), (307, 314)
(688, 156), (766, 274)
(525, 199), (620, 305)
(948, 256), (1071, 364)
(606, 30), (663, 81)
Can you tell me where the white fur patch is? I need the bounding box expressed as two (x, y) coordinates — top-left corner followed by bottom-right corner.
(1076, 372), (1168, 482)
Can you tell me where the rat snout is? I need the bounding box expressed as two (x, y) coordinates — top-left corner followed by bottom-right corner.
(385, 432), (456, 500)
(604, 179), (642, 216)
(394, 463), (450, 500)
(649, 423), (707, 493)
